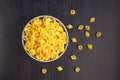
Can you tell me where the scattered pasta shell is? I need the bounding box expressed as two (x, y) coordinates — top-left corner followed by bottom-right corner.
(71, 38), (77, 43)
(85, 31), (90, 37)
(70, 55), (77, 60)
(57, 66), (63, 71)
(96, 32), (102, 37)
(70, 10), (76, 15)
(90, 17), (95, 23)
(78, 25), (84, 30)
(42, 68), (47, 74)
(87, 44), (93, 50)
(75, 67), (80, 72)
(85, 25), (90, 31)
(78, 45), (83, 51)
(67, 24), (73, 29)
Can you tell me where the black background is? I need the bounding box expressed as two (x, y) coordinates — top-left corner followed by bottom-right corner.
(0, 0), (120, 80)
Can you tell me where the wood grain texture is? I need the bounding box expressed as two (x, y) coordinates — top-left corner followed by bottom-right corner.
(0, 0), (120, 80)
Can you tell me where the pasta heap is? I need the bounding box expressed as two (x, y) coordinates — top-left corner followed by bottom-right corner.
(23, 16), (67, 61)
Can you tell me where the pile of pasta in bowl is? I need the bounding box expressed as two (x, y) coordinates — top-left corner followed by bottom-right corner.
(22, 15), (69, 62)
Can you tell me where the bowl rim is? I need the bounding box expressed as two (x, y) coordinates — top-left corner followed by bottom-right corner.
(22, 15), (69, 62)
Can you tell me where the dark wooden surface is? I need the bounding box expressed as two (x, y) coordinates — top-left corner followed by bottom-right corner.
(0, 0), (120, 80)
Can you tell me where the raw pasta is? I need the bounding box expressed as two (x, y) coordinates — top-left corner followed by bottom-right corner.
(57, 66), (63, 71)
(22, 16), (67, 61)
(75, 67), (80, 72)
(70, 10), (76, 15)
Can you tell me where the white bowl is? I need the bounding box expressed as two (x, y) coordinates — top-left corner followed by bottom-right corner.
(22, 15), (69, 62)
